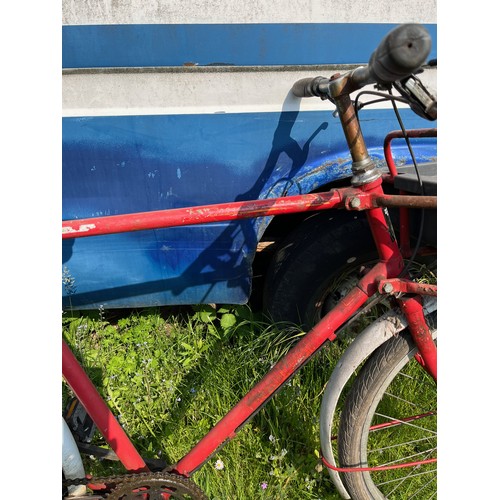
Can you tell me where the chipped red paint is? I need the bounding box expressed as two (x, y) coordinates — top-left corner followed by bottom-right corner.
(62, 191), (343, 239)
(398, 296), (437, 381)
(378, 278), (437, 296)
(62, 184), (435, 241)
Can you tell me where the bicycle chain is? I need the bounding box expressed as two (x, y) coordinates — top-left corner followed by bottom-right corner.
(63, 471), (208, 499)
(63, 473), (121, 498)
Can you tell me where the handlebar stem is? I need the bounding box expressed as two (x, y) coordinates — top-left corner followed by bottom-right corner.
(331, 86), (381, 186)
(328, 68), (371, 97)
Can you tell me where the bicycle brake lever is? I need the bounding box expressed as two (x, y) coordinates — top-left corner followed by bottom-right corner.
(394, 74), (437, 121)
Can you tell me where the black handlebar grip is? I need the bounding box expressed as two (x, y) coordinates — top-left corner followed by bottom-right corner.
(368, 23), (431, 84)
(292, 76), (330, 97)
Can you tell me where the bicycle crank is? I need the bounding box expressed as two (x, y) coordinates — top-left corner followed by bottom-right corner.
(63, 472), (207, 499)
(104, 472), (207, 499)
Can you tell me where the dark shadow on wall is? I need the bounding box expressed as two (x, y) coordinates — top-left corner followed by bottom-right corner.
(62, 91), (329, 308)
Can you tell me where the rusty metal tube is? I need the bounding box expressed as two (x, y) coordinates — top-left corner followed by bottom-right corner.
(373, 194), (436, 209)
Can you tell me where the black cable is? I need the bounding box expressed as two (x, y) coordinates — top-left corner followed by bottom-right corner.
(387, 88), (427, 279)
(353, 91), (410, 119)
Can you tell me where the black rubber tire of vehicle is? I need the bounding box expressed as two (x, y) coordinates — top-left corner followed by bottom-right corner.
(263, 210), (377, 330)
(337, 320), (437, 499)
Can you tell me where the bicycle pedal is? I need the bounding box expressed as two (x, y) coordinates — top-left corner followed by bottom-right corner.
(65, 398), (96, 444)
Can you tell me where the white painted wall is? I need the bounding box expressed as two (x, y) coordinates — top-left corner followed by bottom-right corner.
(62, 0), (436, 25)
(63, 66), (437, 117)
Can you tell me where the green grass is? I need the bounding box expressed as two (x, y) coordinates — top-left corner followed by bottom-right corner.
(63, 262), (437, 498)
(63, 305), (347, 499)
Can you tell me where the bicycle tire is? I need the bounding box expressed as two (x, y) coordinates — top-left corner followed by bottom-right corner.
(337, 320), (437, 499)
(263, 210), (376, 329)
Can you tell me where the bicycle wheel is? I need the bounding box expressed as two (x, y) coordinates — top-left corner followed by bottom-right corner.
(337, 322), (437, 499)
(263, 210), (376, 329)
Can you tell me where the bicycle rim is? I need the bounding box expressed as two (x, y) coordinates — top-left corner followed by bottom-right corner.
(338, 330), (437, 499)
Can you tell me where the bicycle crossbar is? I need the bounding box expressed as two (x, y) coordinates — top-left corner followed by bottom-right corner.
(62, 189), (435, 239)
(62, 191), (343, 239)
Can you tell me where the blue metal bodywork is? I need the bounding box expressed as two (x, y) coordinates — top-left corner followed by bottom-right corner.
(62, 21), (437, 309)
(63, 108), (436, 309)
(63, 23), (437, 68)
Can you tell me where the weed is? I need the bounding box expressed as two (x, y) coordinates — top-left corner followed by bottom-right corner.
(63, 305), (345, 498)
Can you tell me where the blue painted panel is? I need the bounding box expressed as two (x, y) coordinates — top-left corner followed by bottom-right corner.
(62, 108), (436, 309)
(62, 23), (437, 68)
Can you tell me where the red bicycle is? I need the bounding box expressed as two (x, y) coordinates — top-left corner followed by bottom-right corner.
(62, 23), (437, 499)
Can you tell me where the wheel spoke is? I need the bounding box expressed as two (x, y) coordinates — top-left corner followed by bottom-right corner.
(383, 387), (435, 413)
(407, 475), (439, 499)
(369, 411), (436, 433)
(369, 442), (436, 463)
(372, 411), (437, 436)
(379, 466), (437, 491)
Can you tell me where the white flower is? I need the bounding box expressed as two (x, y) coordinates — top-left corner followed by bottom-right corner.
(214, 459), (225, 470)
(269, 434), (275, 443)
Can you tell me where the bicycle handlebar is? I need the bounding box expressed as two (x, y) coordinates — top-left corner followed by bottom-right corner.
(357, 23), (431, 85)
(292, 24), (432, 98)
(291, 76), (331, 98)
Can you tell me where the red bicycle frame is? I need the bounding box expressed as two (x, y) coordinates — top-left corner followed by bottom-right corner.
(62, 179), (436, 479)
(62, 68), (437, 486)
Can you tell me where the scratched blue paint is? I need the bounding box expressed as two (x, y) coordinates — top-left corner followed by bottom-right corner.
(62, 23), (437, 68)
(62, 108), (436, 309)
(62, 20), (438, 309)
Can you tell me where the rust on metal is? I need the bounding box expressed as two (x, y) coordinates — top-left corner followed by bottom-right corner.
(62, 191), (343, 239)
(373, 194), (436, 209)
(378, 278), (437, 296)
(340, 187), (436, 212)
(335, 93), (369, 162)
